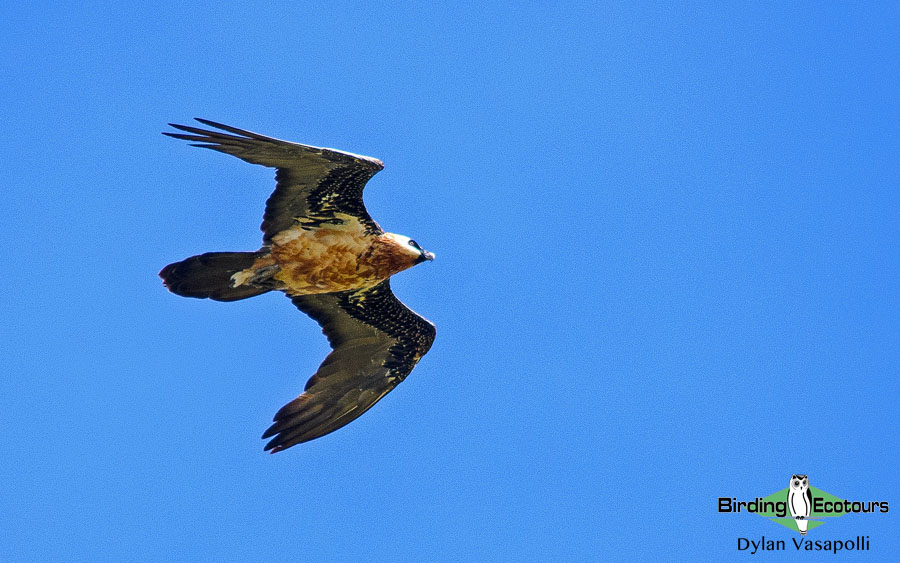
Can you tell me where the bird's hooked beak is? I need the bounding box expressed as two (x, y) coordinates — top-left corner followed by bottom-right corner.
(416, 250), (435, 264)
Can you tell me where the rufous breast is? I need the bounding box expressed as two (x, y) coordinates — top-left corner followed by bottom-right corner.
(267, 221), (418, 295)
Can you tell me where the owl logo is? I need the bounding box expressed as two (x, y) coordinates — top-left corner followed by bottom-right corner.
(788, 474), (812, 535)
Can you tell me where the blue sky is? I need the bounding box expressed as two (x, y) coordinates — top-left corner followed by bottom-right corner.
(2, 2), (899, 561)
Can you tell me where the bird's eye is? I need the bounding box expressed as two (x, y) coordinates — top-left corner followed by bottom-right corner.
(408, 239), (420, 249)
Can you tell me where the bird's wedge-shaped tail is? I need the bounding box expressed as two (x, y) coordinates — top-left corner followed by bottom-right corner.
(160, 251), (272, 302)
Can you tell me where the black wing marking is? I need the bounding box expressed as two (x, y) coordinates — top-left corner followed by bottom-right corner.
(805, 487), (813, 515)
(164, 118), (385, 240)
(262, 280), (436, 452)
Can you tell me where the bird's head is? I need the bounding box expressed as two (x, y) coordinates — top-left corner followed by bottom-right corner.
(790, 475), (808, 489)
(383, 233), (435, 265)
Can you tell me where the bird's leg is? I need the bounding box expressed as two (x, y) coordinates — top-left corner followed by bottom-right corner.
(247, 264), (281, 286)
(231, 264), (281, 288)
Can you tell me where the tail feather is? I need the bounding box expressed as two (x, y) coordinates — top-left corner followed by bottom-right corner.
(160, 251), (271, 302)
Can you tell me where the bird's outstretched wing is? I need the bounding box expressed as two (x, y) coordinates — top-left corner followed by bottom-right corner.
(263, 280), (435, 452)
(164, 118), (385, 240)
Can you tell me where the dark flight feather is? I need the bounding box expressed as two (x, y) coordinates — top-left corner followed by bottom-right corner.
(262, 280), (435, 452)
(164, 118), (385, 240)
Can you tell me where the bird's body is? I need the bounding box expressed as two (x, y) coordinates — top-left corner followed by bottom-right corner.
(159, 119), (435, 453)
(231, 216), (422, 295)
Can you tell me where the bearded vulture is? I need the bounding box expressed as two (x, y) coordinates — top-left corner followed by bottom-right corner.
(159, 119), (435, 453)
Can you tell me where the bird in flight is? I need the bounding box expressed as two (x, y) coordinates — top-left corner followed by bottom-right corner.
(159, 119), (436, 453)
